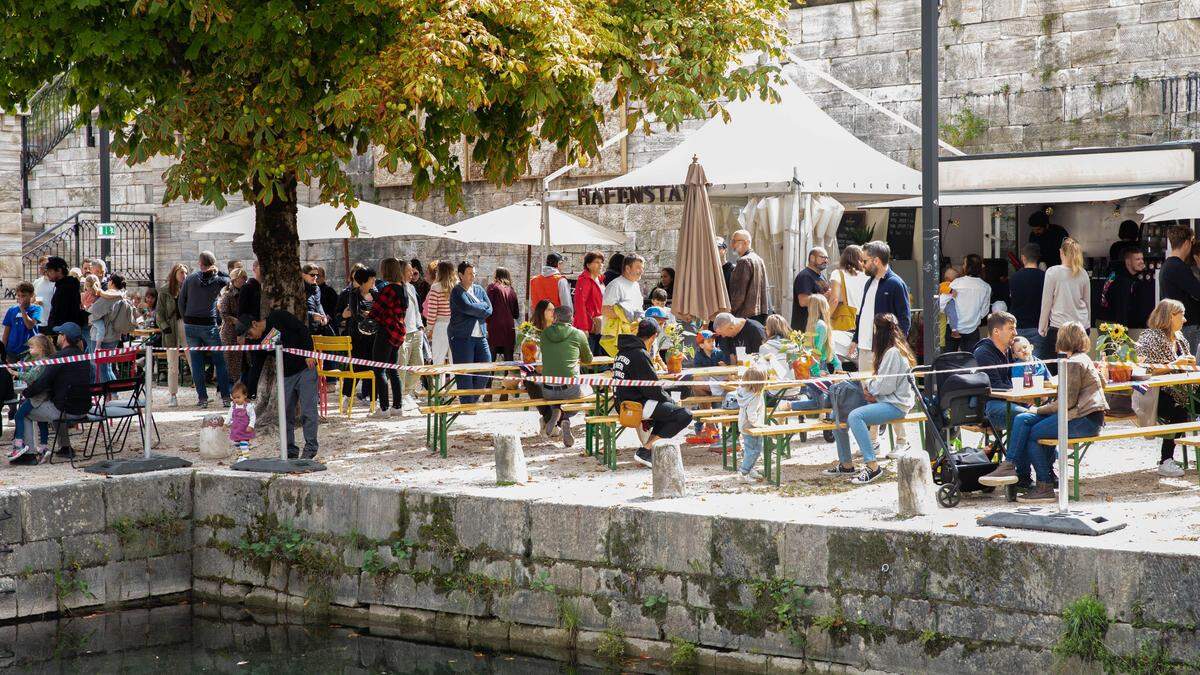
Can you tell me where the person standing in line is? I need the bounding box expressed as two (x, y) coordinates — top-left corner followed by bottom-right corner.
(1108, 219), (1142, 275)
(32, 256), (54, 333)
(943, 253), (992, 353)
(237, 260), (264, 398)
(600, 253), (646, 356)
(423, 261), (456, 366)
(1158, 227), (1200, 356)
(573, 251), (606, 355)
(645, 267), (674, 308)
(529, 252), (573, 309)
(850, 241), (911, 371)
(486, 268), (519, 362)
(447, 261), (493, 404)
(88, 274), (134, 383)
(313, 266), (339, 333)
(415, 259), (435, 309)
(716, 237), (734, 293)
(828, 245), (866, 333)
(791, 247), (831, 330)
(218, 266), (248, 384)
(45, 256), (88, 337)
(301, 263), (331, 337)
(1038, 238), (1090, 359)
(339, 265), (379, 406)
(727, 229), (770, 324)
(397, 261), (425, 409)
(368, 258), (408, 416)
(602, 253), (626, 287)
(1101, 248), (1155, 329)
(1008, 244), (1046, 359)
(245, 309), (320, 459)
(157, 263), (188, 407)
(1027, 209), (1069, 268)
(177, 251), (231, 408)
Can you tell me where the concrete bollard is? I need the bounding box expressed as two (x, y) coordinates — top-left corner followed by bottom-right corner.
(652, 441), (686, 498)
(494, 432), (528, 485)
(896, 447), (938, 517)
(199, 415), (230, 460)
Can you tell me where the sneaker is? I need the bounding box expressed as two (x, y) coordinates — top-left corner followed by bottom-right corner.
(1158, 458), (1185, 478)
(737, 471), (756, 483)
(850, 465), (885, 485)
(544, 409), (562, 437)
(370, 408), (390, 418)
(300, 449), (318, 460)
(821, 464), (857, 477)
(37, 445), (52, 464)
(979, 461), (1020, 486)
(634, 447), (653, 467)
(197, 399), (210, 409)
(287, 447), (300, 459)
(737, 469), (765, 483)
(7, 440), (24, 460)
(1017, 482), (1057, 503)
(168, 395), (179, 408)
(893, 442), (912, 456)
(560, 418), (574, 448)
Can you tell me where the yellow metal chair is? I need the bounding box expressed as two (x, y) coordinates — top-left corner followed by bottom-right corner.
(312, 335), (376, 416)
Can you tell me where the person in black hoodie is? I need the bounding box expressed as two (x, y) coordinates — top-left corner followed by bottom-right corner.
(22, 321), (92, 461)
(44, 257), (88, 335)
(237, 260), (265, 398)
(1101, 248), (1154, 329)
(613, 319), (692, 468)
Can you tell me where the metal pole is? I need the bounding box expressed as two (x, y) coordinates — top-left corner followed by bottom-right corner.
(276, 344), (288, 461)
(143, 342), (153, 459)
(920, 0), (941, 456)
(1057, 356), (1069, 513)
(99, 122), (112, 263)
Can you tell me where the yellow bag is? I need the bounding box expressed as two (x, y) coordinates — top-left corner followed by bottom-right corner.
(830, 270), (858, 332)
(600, 305), (637, 356)
(618, 400), (644, 428)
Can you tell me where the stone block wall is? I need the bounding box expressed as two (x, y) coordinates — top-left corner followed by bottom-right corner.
(0, 472), (193, 621)
(189, 472), (1200, 673)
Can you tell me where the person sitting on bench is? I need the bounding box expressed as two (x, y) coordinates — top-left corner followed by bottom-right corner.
(613, 319), (693, 469)
(525, 304), (593, 448)
(972, 310), (1031, 443)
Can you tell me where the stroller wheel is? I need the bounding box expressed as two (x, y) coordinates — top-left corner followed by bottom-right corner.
(936, 483), (961, 508)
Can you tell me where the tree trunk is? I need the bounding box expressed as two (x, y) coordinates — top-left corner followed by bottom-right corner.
(252, 175), (307, 424)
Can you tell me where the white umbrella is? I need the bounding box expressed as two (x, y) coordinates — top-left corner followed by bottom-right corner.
(230, 201), (449, 242)
(444, 199), (626, 246)
(1140, 182), (1200, 222)
(195, 205), (311, 234)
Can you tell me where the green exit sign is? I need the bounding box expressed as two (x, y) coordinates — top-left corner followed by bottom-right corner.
(98, 223), (117, 239)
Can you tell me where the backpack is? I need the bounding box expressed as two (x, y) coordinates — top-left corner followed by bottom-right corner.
(107, 297), (138, 336)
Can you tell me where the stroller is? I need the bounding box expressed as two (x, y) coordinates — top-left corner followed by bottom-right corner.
(911, 352), (1001, 508)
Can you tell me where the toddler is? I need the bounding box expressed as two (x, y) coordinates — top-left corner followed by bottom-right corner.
(686, 330), (728, 443)
(226, 382), (256, 461)
(734, 366), (769, 483)
(7, 335), (53, 461)
(938, 266), (959, 346)
(1010, 336), (1050, 380)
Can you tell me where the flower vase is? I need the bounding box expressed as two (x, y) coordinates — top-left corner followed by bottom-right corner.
(666, 353), (684, 374)
(521, 341), (539, 364)
(1107, 362), (1132, 383)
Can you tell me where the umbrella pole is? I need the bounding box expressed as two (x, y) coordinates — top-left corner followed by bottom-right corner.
(525, 245), (532, 320)
(343, 239), (351, 284)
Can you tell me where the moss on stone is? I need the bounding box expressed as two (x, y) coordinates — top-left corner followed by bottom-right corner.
(604, 516), (643, 569)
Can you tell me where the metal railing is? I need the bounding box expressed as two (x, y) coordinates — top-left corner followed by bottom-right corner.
(20, 73), (79, 201)
(21, 211), (156, 286)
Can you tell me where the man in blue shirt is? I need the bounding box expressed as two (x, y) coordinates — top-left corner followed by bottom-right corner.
(973, 311), (1033, 488)
(3, 282), (42, 361)
(850, 241), (910, 370)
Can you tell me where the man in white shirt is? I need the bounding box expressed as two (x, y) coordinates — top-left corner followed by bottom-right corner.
(602, 253), (645, 321)
(941, 254), (992, 352)
(32, 256), (54, 331)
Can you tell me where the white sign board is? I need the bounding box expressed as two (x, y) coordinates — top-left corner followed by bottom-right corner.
(97, 223), (117, 239)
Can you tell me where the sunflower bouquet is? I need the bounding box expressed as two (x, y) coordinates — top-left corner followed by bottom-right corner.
(1095, 322), (1135, 382)
(517, 321), (541, 363)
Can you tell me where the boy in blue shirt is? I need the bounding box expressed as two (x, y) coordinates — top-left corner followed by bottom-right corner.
(3, 282), (42, 361)
(686, 330), (729, 443)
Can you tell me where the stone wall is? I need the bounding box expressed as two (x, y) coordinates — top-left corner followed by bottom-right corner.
(188, 472), (1200, 673)
(0, 115), (24, 288)
(0, 472), (192, 620)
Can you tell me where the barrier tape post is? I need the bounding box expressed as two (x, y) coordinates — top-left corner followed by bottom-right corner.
(276, 343), (288, 462)
(1057, 356), (1069, 514)
(143, 341), (153, 460)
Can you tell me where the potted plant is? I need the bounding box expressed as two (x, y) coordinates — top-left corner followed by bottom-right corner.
(784, 330), (819, 379)
(517, 321), (540, 363)
(1095, 322), (1135, 383)
(660, 322), (693, 374)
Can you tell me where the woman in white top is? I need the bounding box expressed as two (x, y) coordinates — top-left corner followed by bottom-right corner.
(1039, 238), (1090, 354)
(941, 253), (992, 352)
(828, 245), (867, 360)
(422, 261), (457, 366)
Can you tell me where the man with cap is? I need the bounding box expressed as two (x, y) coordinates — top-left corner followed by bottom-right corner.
(529, 252), (573, 310)
(19, 321), (92, 461)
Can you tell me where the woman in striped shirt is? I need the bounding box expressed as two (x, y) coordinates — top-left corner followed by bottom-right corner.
(423, 261), (457, 366)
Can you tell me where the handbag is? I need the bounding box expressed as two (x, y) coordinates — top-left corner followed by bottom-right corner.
(618, 400), (644, 428)
(830, 271), (858, 331)
(351, 295), (378, 339)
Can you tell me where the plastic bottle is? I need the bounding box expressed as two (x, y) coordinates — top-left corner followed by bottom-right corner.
(1023, 362), (1034, 389)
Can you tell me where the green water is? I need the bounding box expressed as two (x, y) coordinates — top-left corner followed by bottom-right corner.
(4, 602), (605, 674)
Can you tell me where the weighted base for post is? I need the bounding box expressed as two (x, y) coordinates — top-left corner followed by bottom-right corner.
(83, 454), (194, 476)
(231, 458), (327, 474)
(979, 507), (1126, 536)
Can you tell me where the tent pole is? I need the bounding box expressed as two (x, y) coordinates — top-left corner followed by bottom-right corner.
(920, 0), (941, 456)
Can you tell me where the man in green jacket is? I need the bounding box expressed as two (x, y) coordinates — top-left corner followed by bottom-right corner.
(528, 304), (593, 447)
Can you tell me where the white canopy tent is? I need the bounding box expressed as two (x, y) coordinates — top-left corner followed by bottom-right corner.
(1139, 181), (1200, 222)
(444, 199), (626, 246)
(547, 80), (921, 323)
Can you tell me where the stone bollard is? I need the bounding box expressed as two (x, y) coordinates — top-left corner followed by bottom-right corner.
(652, 441), (686, 498)
(494, 432), (528, 485)
(199, 415), (230, 459)
(896, 447), (938, 517)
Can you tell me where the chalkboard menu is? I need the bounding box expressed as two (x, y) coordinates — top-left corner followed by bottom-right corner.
(835, 211), (867, 253)
(886, 208), (916, 260)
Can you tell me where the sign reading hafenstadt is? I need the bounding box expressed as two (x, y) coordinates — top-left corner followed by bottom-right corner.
(97, 223), (117, 239)
(576, 185), (687, 205)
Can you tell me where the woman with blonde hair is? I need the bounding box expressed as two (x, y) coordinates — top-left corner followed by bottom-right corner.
(805, 293), (840, 375)
(422, 260), (457, 366)
(1135, 298), (1195, 477)
(157, 263), (189, 406)
(988, 322), (1107, 502)
(1038, 237), (1090, 357)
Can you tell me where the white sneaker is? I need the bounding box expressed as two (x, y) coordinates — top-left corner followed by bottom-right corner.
(892, 442), (911, 456)
(737, 469), (765, 482)
(1158, 458), (1185, 478)
(168, 395), (179, 408)
(369, 408), (390, 418)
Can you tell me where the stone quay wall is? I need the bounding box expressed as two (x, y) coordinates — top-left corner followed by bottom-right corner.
(6, 0), (1200, 296)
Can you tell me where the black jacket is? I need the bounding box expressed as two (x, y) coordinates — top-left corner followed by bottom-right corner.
(613, 334), (668, 406)
(25, 344), (92, 415)
(48, 276), (88, 331)
(237, 278), (262, 333)
(1103, 267), (1154, 329)
(972, 339), (1012, 392)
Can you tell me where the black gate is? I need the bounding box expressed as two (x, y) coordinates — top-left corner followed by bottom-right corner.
(21, 211), (156, 286)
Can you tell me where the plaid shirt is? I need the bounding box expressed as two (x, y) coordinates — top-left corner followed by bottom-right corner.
(369, 282), (408, 348)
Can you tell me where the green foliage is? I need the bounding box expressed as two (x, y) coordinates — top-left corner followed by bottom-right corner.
(939, 109), (989, 147)
(948, 18), (964, 32)
(236, 518), (341, 581)
(530, 570), (556, 593)
(1054, 595), (1110, 664)
(54, 559), (96, 612)
(845, 223), (877, 247)
(1041, 13), (1060, 35)
(558, 598), (581, 637)
(597, 626), (627, 661)
(812, 613), (846, 633)
(669, 635), (699, 669)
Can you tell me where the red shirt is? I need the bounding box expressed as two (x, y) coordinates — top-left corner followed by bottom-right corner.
(369, 283), (407, 348)
(573, 272), (604, 333)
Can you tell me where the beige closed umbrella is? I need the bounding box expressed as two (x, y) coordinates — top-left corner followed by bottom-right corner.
(674, 156), (731, 322)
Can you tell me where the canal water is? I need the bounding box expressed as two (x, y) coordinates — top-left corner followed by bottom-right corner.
(3, 601), (611, 673)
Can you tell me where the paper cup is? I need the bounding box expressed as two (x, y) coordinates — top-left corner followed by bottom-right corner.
(1011, 377), (1024, 391)
(1032, 375), (1045, 389)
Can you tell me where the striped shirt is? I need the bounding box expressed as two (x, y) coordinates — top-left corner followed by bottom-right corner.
(422, 286), (451, 322)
